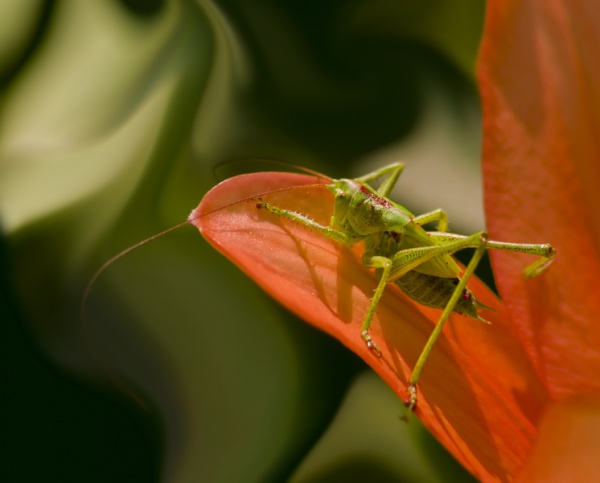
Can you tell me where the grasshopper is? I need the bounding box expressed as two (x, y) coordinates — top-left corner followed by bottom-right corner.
(254, 162), (555, 409)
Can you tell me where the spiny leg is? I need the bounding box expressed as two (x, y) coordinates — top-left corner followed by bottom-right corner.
(405, 232), (490, 411)
(254, 199), (351, 246)
(385, 232), (489, 282)
(399, 231), (554, 410)
(427, 232), (556, 278)
(360, 255), (396, 357)
(360, 231), (490, 358)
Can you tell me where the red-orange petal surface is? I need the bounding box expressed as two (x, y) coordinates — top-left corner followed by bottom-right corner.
(516, 397), (600, 482)
(478, 0), (600, 399)
(192, 172), (551, 481)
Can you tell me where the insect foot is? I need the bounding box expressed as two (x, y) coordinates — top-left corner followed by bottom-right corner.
(404, 383), (418, 411)
(361, 329), (382, 357)
(522, 244), (556, 278)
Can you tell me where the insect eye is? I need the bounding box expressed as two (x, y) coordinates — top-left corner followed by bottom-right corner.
(462, 290), (472, 301)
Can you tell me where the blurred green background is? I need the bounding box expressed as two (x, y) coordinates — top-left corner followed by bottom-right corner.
(1, 1), (486, 481)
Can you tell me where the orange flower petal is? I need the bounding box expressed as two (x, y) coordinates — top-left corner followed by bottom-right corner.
(478, 0), (600, 398)
(192, 172), (551, 480)
(516, 397), (600, 482)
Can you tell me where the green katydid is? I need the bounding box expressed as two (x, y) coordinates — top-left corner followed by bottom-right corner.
(84, 161), (555, 411)
(236, 162), (555, 409)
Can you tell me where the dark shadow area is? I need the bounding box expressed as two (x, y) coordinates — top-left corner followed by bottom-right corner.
(0, 235), (161, 483)
(119, 0), (165, 17)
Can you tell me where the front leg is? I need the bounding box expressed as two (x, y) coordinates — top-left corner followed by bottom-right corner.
(255, 198), (352, 246)
(360, 253), (395, 357)
(358, 234), (483, 357)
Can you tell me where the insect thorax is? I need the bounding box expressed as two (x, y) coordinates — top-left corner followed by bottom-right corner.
(360, 231), (398, 257)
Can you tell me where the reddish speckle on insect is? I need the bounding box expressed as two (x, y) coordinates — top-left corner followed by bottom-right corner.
(377, 196), (394, 209)
(359, 185), (393, 209)
(359, 185), (370, 195)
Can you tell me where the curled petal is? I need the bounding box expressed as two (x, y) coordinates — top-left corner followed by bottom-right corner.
(192, 172), (550, 480)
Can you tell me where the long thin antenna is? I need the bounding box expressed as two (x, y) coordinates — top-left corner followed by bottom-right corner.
(80, 220), (190, 321)
(80, 219), (191, 410)
(212, 158), (333, 182)
(82, 181), (332, 316)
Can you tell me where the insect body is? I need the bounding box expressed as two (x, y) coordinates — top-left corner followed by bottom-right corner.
(254, 162), (555, 409)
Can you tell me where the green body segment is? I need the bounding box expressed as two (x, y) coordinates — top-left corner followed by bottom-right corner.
(394, 271), (479, 319)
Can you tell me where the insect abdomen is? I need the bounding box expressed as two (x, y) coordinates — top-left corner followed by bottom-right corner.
(395, 271), (476, 317)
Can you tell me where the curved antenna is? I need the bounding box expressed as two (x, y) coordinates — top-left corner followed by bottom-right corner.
(80, 220), (190, 410)
(80, 178), (332, 409)
(80, 221), (190, 320)
(82, 181), (332, 316)
(212, 158), (332, 183)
